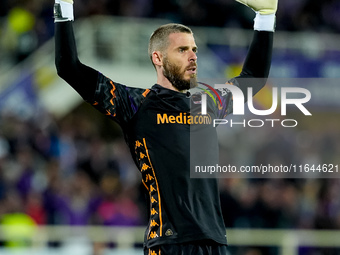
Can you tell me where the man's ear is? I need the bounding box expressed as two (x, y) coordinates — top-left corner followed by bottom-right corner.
(152, 51), (163, 67)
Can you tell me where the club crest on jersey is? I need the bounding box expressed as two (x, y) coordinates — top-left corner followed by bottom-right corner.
(165, 229), (174, 236)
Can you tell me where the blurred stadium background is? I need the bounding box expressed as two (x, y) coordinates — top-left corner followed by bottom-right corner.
(1, 0), (340, 255)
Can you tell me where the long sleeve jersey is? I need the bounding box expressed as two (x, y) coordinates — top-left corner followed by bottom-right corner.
(55, 21), (273, 248)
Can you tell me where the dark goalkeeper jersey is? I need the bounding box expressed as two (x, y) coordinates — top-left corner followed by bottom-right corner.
(55, 21), (273, 249)
(91, 76), (233, 248)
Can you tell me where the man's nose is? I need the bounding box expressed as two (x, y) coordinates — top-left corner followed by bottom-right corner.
(189, 51), (197, 62)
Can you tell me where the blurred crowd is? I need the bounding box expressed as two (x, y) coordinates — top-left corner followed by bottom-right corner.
(1, 0), (340, 66)
(218, 123), (340, 230)
(0, 108), (147, 229)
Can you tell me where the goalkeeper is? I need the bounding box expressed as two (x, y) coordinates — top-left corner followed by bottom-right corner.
(54, 0), (277, 254)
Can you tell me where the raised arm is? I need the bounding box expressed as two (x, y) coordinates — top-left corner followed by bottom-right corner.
(233, 0), (278, 95)
(54, 0), (98, 102)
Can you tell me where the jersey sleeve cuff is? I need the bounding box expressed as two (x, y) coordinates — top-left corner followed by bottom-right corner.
(254, 13), (276, 32)
(54, 0), (74, 22)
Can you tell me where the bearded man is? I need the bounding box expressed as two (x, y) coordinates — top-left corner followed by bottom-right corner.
(54, 0), (277, 254)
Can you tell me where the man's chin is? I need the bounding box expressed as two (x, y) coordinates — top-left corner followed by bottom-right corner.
(166, 74), (197, 91)
(189, 77), (198, 89)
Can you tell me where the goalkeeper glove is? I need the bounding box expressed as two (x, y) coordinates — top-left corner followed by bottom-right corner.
(54, 0), (74, 22)
(235, 0), (278, 32)
(235, 0), (277, 15)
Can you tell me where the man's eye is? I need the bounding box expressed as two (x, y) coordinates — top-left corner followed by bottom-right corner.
(179, 48), (185, 53)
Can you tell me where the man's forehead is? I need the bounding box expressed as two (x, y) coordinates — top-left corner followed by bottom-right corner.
(168, 32), (196, 47)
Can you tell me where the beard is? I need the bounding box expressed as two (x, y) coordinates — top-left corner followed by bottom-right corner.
(163, 57), (197, 91)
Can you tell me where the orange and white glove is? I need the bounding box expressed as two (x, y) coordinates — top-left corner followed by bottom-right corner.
(236, 0), (278, 31)
(54, 0), (74, 22)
